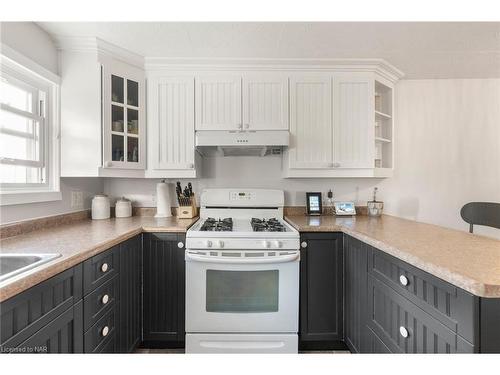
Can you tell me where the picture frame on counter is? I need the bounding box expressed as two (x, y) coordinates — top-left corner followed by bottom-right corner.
(306, 192), (322, 215)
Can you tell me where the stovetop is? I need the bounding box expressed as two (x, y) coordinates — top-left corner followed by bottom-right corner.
(198, 217), (288, 233)
(250, 218), (287, 232)
(200, 217), (233, 232)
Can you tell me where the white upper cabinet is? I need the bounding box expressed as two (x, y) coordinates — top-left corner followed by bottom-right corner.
(333, 73), (374, 169)
(195, 75), (242, 130)
(242, 74), (289, 130)
(147, 76), (195, 175)
(288, 75), (333, 169)
(102, 61), (145, 170)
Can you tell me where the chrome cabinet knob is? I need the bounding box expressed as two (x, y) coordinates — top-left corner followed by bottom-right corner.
(399, 275), (409, 286)
(177, 242), (184, 249)
(399, 326), (409, 338)
(101, 326), (109, 337)
(300, 241), (308, 248)
(101, 263), (109, 273)
(101, 294), (109, 304)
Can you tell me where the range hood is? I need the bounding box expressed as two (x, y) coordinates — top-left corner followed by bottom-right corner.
(196, 130), (289, 157)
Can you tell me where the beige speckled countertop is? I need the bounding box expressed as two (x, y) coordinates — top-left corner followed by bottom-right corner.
(285, 214), (500, 298)
(0, 216), (198, 302)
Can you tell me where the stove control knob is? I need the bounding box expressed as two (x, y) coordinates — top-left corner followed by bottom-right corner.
(205, 240), (213, 248)
(217, 240), (224, 248)
(274, 241), (282, 248)
(262, 240), (271, 248)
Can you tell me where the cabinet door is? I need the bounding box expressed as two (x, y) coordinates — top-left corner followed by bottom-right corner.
(344, 235), (369, 353)
(1, 265), (82, 350)
(242, 74), (288, 130)
(333, 73), (374, 168)
(299, 233), (343, 349)
(103, 61), (145, 170)
(195, 75), (242, 130)
(289, 75), (333, 169)
(118, 235), (142, 353)
(16, 301), (83, 353)
(143, 233), (185, 346)
(148, 76), (195, 170)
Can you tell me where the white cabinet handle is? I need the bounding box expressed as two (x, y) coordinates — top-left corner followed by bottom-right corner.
(101, 263), (109, 273)
(101, 294), (109, 304)
(101, 326), (109, 337)
(178, 242), (184, 249)
(300, 241), (308, 248)
(399, 326), (409, 338)
(399, 275), (409, 286)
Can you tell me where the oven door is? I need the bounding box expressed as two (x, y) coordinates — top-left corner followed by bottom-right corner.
(185, 250), (299, 333)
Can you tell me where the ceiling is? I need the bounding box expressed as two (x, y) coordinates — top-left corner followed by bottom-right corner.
(38, 22), (500, 79)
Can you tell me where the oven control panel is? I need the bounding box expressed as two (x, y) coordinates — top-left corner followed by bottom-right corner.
(186, 237), (299, 250)
(230, 191), (256, 201)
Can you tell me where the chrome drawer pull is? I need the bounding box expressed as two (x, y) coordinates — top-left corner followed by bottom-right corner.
(399, 274), (409, 286)
(102, 326), (109, 337)
(101, 294), (109, 304)
(101, 263), (109, 273)
(399, 326), (409, 338)
(178, 242), (184, 249)
(300, 241), (307, 248)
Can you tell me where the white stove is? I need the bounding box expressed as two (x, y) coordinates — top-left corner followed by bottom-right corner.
(185, 189), (300, 353)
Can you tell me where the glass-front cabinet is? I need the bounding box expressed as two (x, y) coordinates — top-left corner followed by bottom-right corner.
(103, 61), (145, 170)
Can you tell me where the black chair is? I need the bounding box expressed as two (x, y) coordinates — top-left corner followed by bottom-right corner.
(460, 202), (500, 233)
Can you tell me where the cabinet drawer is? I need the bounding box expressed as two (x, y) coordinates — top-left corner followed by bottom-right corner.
(83, 275), (119, 331)
(368, 248), (477, 343)
(84, 307), (117, 353)
(365, 326), (392, 353)
(1, 265), (83, 349)
(367, 275), (475, 353)
(93, 331), (117, 353)
(83, 246), (119, 295)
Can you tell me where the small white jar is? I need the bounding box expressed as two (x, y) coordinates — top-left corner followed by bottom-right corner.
(91, 194), (111, 220)
(115, 197), (132, 218)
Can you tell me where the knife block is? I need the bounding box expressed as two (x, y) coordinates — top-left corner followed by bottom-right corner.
(175, 195), (198, 219)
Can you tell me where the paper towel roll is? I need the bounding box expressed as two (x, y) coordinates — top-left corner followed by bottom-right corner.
(155, 180), (172, 218)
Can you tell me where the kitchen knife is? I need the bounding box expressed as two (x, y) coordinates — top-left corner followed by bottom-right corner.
(188, 182), (193, 196)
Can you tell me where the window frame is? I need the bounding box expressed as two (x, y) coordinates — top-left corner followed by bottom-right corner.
(0, 46), (61, 206)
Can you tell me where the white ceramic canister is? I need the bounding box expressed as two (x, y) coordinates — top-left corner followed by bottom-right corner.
(115, 197), (132, 218)
(91, 194), (111, 220)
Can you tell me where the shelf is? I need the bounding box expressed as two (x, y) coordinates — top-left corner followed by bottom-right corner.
(375, 110), (392, 119)
(375, 137), (392, 143)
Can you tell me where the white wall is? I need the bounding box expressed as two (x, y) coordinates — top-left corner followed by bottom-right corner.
(381, 79), (500, 239)
(104, 79), (500, 239)
(0, 22), (105, 224)
(0, 22), (58, 75)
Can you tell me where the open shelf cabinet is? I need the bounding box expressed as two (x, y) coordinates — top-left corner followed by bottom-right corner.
(374, 80), (393, 169)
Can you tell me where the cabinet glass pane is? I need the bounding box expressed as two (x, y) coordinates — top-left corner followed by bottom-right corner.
(112, 105), (124, 132)
(206, 270), (279, 312)
(127, 80), (139, 107)
(127, 109), (138, 134)
(111, 75), (124, 103)
(112, 134), (124, 161)
(127, 136), (139, 163)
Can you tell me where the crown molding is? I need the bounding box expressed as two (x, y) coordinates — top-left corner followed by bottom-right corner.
(145, 57), (405, 82)
(54, 36), (144, 68)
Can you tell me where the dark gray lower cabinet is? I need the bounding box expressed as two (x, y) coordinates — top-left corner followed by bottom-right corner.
(0, 265), (83, 353)
(343, 235), (369, 353)
(143, 232), (185, 347)
(118, 235), (142, 353)
(299, 232), (343, 349)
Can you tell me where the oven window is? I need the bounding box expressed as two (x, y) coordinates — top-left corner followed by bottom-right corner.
(206, 270), (279, 313)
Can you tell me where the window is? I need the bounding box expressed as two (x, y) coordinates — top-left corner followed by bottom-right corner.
(0, 49), (60, 205)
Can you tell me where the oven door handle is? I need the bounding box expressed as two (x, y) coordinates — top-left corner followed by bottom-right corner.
(185, 252), (300, 264)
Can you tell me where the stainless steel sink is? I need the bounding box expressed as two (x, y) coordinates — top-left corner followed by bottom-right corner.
(0, 253), (61, 283)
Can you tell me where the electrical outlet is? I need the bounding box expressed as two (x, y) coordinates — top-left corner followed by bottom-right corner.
(71, 191), (84, 209)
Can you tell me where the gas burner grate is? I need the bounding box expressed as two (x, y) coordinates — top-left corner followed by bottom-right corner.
(251, 218), (287, 232)
(200, 217), (233, 232)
